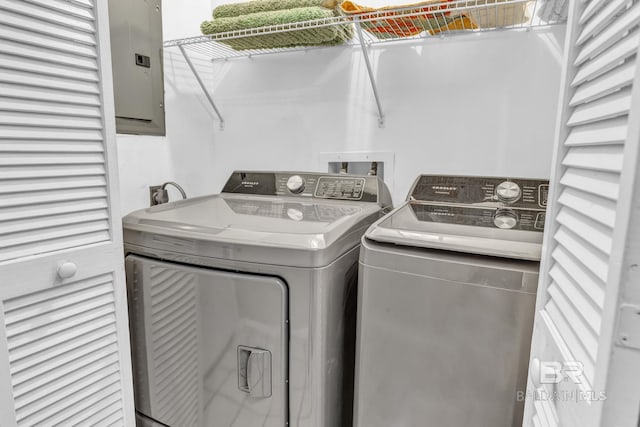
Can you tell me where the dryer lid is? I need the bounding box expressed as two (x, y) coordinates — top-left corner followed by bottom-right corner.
(365, 202), (544, 261)
(123, 193), (384, 267)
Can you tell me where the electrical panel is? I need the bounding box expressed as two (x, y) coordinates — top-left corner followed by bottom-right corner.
(108, 0), (165, 135)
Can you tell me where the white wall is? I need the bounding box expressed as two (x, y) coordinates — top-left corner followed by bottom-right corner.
(207, 26), (565, 205)
(116, 0), (219, 213)
(116, 1), (565, 211)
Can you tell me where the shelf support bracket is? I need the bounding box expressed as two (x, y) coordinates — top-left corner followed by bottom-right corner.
(178, 45), (225, 130)
(354, 18), (385, 128)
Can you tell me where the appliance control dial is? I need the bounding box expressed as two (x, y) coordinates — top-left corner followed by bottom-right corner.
(494, 209), (518, 229)
(496, 181), (521, 203)
(286, 175), (306, 194)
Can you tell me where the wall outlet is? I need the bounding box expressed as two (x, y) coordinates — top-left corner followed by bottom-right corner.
(149, 185), (162, 206)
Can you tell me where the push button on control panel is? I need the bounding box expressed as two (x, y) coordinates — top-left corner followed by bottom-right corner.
(538, 184), (549, 207)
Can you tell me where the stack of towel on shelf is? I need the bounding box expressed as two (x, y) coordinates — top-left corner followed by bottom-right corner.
(201, 0), (542, 49)
(201, 0), (353, 50)
(339, 0), (536, 39)
(338, 0), (477, 39)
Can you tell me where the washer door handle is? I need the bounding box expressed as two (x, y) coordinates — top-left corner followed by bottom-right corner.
(238, 346), (272, 398)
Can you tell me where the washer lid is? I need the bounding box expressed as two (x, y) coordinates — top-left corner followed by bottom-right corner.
(365, 202), (544, 261)
(123, 193), (384, 267)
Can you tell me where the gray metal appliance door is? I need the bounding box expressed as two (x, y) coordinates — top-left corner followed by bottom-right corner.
(126, 255), (288, 427)
(356, 255), (537, 427)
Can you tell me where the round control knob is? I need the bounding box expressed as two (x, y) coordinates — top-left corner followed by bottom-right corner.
(496, 181), (521, 203)
(494, 209), (518, 229)
(57, 262), (78, 279)
(286, 175), (305, 194)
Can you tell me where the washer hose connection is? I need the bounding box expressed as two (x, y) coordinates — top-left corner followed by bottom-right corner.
(154, 181), (187, 205)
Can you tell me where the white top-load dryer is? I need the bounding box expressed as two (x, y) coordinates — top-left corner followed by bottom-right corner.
(123, 171), (392, 427)
(354, 175), (548, 427)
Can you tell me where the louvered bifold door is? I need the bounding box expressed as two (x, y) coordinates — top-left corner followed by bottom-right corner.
(524, 1), (640, 426)
(0, 1), (134, 426)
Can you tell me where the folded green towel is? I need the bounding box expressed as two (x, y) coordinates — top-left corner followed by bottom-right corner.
(219, 25), (352, 50)
(213, 0), (337, 18)
(201, 6), (352, 50)
(203, 6), (335, 33)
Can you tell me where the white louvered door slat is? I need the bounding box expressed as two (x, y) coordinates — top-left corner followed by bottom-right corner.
(0, 0), (134, 426)
(566, 88), (632, 126)
(561, 144), (624, 172)
(0, 40), (99, 72)
(524, 0), (640, 426)
(551, 246), (606, 308)
(575, 0), (629, 46)
(574, 2), (640, 66)
(0, 55), (99, 83)
(559, 167), (619, 200)
(0, 99), (103, 117)
(555, 207), (612, 254)
(569, 60), (636, 106)
(564, 116), (627, 146)
(571, 29), (640, 86)
(549, 264), (602, 333)
(0, 0), (96, 32)
(579, 0), (608, 24)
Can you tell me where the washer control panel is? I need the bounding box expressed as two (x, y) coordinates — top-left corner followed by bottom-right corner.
(408, 175), (549, 232)
(411, 204), (546, 232)
(222, 171), (381, 203)
(410, 175), (549, 209)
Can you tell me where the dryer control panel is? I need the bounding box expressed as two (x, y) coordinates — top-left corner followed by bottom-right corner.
(314, 176), (366, 200)
(409, 175), (549, 209)
(222, 171), (387, 204)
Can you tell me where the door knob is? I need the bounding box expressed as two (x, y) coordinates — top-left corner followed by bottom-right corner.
(57, 262), (78, 279)
(530, 357), (541, 388)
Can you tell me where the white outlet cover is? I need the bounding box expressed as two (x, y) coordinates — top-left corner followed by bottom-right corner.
(319, 151), (395, 193)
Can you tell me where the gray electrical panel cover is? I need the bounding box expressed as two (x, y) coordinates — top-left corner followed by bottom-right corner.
(108, 0), (165, 135)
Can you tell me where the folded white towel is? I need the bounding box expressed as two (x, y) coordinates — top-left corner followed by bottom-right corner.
(536, 0), (569, 23)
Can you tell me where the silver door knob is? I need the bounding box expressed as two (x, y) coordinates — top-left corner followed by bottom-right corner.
(57, 262), (78, 279)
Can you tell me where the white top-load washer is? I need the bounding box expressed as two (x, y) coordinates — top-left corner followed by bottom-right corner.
(123, 171), (392, 427)
(354, 175), (549, 427)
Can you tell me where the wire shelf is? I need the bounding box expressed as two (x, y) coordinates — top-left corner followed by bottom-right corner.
(164, 0), (567, 128)
(164, 0), (567, 61)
